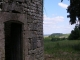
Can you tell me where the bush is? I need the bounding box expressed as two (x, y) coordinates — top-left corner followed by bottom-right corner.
(68, 25), (80, 40)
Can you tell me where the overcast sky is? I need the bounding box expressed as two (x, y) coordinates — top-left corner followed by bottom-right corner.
(43, 0), (75, 34)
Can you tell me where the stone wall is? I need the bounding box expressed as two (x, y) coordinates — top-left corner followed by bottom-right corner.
(0, 0), (44, 60)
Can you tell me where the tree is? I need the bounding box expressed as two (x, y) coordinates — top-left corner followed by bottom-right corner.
(68, 24), (80, 40)
(61, 0), (80, 40)
(61, 0), (80, 25)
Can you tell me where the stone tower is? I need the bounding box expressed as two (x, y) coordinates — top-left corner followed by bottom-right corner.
(0, 0), (44, 60)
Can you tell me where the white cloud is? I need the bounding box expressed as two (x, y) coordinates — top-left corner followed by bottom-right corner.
(58, 2), (68, 9)
(43, 15), (75, 34)
(43, 15), (64, 23)
(43, 15), (64, 26)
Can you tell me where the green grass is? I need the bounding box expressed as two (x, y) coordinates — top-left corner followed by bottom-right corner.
(44, 37), (80, 60)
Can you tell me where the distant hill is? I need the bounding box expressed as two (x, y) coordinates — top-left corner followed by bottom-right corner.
(50, 33), (63, 36)
(49, 33), (70, 38)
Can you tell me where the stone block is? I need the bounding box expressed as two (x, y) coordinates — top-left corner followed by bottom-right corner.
(37, 40), (41, 48)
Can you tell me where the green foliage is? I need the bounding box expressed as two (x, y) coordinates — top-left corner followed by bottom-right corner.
(72, 42), (80, 51)
(61, 0), (80, 25)
(68, 25), (80, 40)
(51, 37), (67, 42)
(44, 37), (51, 42)
(44, 38), (80, 54)
(67, 0), (80, 25)
(44, 39), (80, 60)
(51, 37), (60, 41)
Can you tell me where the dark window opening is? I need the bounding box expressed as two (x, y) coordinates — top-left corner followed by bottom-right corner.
(12, 10), (20, 13)
(5, 22), (23, 60)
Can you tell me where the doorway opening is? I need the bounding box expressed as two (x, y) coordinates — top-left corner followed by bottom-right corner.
(4, 21), (23, 60)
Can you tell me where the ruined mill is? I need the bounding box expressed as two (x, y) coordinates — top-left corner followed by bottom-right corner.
(0, 0), (44, 60)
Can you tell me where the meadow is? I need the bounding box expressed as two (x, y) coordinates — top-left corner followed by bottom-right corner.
(44, 37), (80, 60)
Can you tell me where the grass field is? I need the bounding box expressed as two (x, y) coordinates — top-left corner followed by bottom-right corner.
(44, 37), (80, 60)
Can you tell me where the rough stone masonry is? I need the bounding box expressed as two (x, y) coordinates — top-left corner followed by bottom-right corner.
(0, 0), (44, 60)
